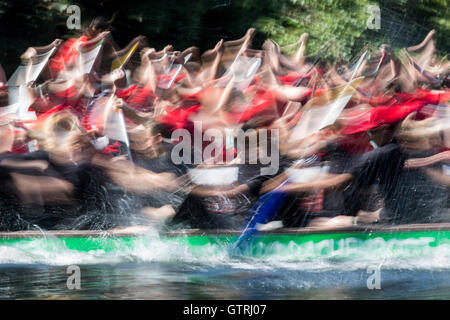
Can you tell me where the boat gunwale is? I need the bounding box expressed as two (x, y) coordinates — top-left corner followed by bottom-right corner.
(0, 223), (449, 239)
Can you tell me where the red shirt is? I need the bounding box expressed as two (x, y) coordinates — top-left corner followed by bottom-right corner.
(49, 35), (89, 77)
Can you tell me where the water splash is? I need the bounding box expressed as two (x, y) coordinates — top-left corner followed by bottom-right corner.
(1, 231), (449, 272)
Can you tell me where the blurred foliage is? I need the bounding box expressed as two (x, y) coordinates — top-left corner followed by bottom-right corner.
(252, 0), (374, 62)
(0, 0), (448, 75)
(252, 0), (449, 62)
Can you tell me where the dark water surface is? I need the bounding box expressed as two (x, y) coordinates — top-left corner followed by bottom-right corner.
(0, 263), (449, 299)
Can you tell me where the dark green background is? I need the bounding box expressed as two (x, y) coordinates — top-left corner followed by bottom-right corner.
(0, 0), (448, 76)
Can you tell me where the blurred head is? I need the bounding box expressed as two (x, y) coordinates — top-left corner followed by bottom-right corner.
(0, 64), (8, 107)
(128, 120), (172, 158)
(0, 64), (6, 84)
(32, 111), (90, 159)
(0, 122), (15, 154)
(0, 85), (8, 107)
(395, 115), (443, 152)
(85, 16), (111, 38)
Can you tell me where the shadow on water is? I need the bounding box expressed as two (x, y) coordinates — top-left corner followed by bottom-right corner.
(1, 262), (450, 299)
